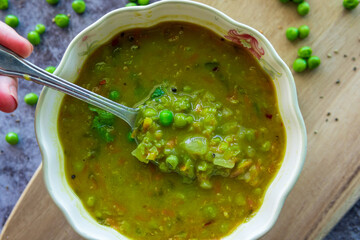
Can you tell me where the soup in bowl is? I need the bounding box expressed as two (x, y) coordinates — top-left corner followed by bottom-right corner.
(35, 1), (307, 239)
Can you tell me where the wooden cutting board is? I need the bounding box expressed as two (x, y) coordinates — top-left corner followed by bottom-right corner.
(1, 0), (360, 239)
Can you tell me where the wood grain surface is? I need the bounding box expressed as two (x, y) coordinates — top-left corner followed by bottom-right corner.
(1, 0), (360, 239)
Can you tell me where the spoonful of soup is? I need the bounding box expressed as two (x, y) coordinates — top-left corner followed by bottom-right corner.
(0, 44), (139, 128)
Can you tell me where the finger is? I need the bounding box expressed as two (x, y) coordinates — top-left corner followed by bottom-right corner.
(0, 76), (18, 113)
(0, 21), (33, 58)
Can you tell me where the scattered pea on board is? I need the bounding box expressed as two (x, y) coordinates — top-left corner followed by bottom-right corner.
(286, 27), (299, 41)
(35, 24), (46, 34)
(293, 58), (307, 72)
(24, 93), (39, 105)
(279, 0), (310, 17)
(138, 0), (150, 5)
(307, 56), (321, 69)
(46, 0), (59, 5)
(72, 0), (86, 14)
(0, 0), (8, 10)
(27, 31), (41, 45)
(298, 25), (310, 39)
(298, 46), (312, 58)
(45, 66), (56, 73)
(126, 2), (137, 7)
(5, 15), (19, 28)
(5, 132), (19, 145)
(54, 14), (70, 28)
(297, 2), (310, 16)
(343, 0), (359, 10)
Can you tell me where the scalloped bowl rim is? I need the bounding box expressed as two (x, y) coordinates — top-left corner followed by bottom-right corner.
(35, 1), (307, 239)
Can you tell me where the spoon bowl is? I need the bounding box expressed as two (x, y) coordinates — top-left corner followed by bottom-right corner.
(0, 44), (139, 128)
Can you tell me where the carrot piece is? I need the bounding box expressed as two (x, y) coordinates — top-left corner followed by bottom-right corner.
(142, 117), (153, 131)
(166, 138), (177, 148)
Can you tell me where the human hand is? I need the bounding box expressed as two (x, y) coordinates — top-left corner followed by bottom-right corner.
(0, 21), (33, 113)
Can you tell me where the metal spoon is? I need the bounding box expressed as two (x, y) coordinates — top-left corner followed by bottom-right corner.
(0, 45), (139, 129)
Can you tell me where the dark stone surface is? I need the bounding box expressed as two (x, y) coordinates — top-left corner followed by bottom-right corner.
(0, 0), (358, 239)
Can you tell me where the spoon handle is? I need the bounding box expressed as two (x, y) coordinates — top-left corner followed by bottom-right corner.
(0, 45), (138, 128)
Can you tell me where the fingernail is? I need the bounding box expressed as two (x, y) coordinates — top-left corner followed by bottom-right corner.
(9, 85), (18, 106)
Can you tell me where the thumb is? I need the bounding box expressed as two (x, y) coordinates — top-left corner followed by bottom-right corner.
(0, 76), (18, 113)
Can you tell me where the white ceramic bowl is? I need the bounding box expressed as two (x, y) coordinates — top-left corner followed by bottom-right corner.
(35, 1), (307, 239)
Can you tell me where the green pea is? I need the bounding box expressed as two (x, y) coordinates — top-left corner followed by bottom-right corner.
(143, 108), (157, 117)
(197, 161), (209, 172)
(125, 2), (137, 6)
(297, 2), (310, 16)
(286, 27), (299, 41)
(293, 58), (307, 72)
(183, 86), (192, 92)
(24, 93), (38, 105)
(218, 141), (229, 152)
(128, 0), (137, 2)
(246, 129), (256, 141)
(5, 132), (19, 145)
(138, 0), (150, 5)
(298, 25), (310, 39)
(109, 90), (120, 101)
(307, 56), (321, 70)
(298, 46), (312, 59)
(261, 141), (271, 152)
(127, 131), (135, 142)
(247, 146), (256, 157)
(254, 188), (262, 195)
(35, 24), (46, 34)
(186, 115), (194, 124)
(73, 161), (84, 172)
(279, 0), (290, 3)
(86, 196), (95, 207)
(174, 113), (188, 128)
(72, 0), (86, 14)
(0, 0), (8, 10)
(343, 0), (359, 9)
(54, 14), (70, 28)
(159, 162), (170, 173)
(235, 193), (246, 206)
(159, 110), (173, 126)
(5, 15), (19, 28)
(45, 66), (56, 73)
(292, 0), (304, 3)
(201, 205), (217, 220)
(46, 0), (59, 4)
(166, 155), (179, 169)
(199, 179), (212, 189)
(27, 31), (41, 46)
(220, 223), (230, 233)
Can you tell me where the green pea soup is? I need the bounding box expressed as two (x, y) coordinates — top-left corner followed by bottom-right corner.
(58, 21), (286, 239)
